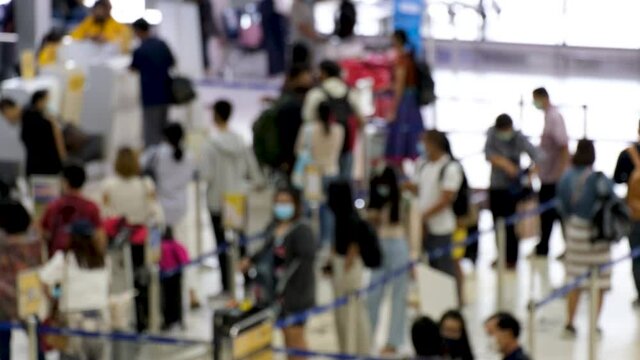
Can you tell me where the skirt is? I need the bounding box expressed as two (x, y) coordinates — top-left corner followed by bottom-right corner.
(565, 216), (612, 290)
(385, 90), (424, 163)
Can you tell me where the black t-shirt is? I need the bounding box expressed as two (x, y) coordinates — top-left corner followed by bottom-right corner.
(614, 143), (640, 184)
(131, 37), (175, 107)
(275, 93), (304, 168)
(20, 109), (62, 177)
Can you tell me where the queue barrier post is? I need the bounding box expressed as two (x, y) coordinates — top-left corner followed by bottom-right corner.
(27, 316), (38, 360)
(195, 177), (203, 259)
(496, 217), (507, 310)
(588, 266), (599, 360)
(527, 301), (536, 359)
(226, 230), (239, 301)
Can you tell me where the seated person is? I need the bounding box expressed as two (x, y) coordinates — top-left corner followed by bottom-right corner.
(70, 0), (130, 51)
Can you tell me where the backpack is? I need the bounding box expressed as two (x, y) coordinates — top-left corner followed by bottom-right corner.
(438, 161), (470, 218)
(590, 171), (631, 244)
(252, 102), (282, 168)
(322, 88), (358, 154)
(625, 146), (640, 220)
(353, 214), (382, 268)
(415, 59), (436, 106)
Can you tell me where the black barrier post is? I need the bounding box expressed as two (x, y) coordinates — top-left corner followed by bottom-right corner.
(496, 218), (507, 310)
(588, 266), (599, 360)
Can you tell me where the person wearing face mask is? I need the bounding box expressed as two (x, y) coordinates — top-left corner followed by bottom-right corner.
(439, 310), (474, 360)
(241, 187), (316, 360)
(0, 91), (66, 178)
(532, 87), (569, 258)
(485, 114), (538, 268)
(70, 0), (130, 52)
(491, 313), (531, 360)
(366, 165), (411, 355)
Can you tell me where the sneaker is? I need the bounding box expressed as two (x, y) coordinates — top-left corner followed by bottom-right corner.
(562, 325), (577, 339)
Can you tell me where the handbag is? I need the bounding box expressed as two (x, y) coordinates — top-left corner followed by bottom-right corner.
(515, 196), (540, 240)
(170, 76), (196, 105)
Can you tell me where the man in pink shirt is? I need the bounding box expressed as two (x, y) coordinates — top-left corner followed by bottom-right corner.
(533, 87), (570, 257)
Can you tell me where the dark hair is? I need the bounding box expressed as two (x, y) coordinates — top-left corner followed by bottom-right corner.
(424, 130), (450, 153)
(412, 316), (444, 357)
(318, 101), (333, 136)
(287, 63), (310, 80)
(291, 42), (311, 68)
(319, 60), (342, 79)
(69, 220), (105, 269)
(94, 0), (109, 9)
(369, 166), (400, 224)
(114, 147), (140, 178)
(0, 98), (16, 112)
(62, 163), (86, 189)
(335, 0), (356, 39)
(163, 123), (185, 161)
(393, 29), (408, 45)
(132, 18), (150, 33)
(274, 186), (303, 220)
(440, 310), (474, 360)
(532, 87), (549, 99)
(572, 139), (595, 167)
(30, 90), (48, 107)
(485, 312), (510, 326)
(496, 313), (522, 339)
(213, 100), (232, 123)
(162, 226), (175, 241)
(495, 113), (514, 130)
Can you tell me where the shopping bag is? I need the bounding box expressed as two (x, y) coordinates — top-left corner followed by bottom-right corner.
(515, 197), (540, 240)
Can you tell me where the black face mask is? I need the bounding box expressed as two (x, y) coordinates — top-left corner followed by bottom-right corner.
(443, 338), (464, 358)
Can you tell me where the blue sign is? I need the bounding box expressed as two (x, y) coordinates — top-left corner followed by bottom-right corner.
(393, 0), (425, 57)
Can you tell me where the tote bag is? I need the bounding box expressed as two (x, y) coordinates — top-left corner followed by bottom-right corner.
(61, 255), (109, 313)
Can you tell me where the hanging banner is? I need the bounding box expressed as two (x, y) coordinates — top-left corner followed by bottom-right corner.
(393, 0), (425, 56)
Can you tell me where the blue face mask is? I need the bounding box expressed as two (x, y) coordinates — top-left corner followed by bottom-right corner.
(274, 203), (295, 221)
(417, 142), (427, 157)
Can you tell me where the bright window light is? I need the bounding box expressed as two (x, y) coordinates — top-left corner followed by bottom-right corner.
(144, 9), (163, 25)
(110, 0), (146, 24)
(0, 0), (11, 6)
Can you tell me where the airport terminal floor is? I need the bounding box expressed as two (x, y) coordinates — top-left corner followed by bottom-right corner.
(2, 1), (640, 360)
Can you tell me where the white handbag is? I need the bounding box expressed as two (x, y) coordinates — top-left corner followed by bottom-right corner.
(61, 255), (110, 313)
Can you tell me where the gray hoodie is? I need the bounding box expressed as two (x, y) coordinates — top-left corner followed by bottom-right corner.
(201, 130), (264, 212)
(484, 127), (538, 190)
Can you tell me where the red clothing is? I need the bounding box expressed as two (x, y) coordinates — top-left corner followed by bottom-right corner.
(396, 52), (417, 87)
(41, 194), (102, 256)
(159, 239), (190, 272)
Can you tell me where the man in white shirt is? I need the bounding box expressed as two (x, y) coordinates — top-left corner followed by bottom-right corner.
(302, 60), (364, 178)
(406, 130), (462, 278)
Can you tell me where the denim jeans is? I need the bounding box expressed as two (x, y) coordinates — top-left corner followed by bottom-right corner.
(339, 152), (354, 180)
(630, 221), (640, 298)
(367, 238), (410, 349)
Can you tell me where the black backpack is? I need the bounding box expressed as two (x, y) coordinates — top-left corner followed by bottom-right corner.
(590, 172), (631, 243)
(252, 101), (282, 168)
(353, 214), (382, 268)
(438, 160), (470, 218)
(322, 89), (357, 154)
(415, 60), (436, 106)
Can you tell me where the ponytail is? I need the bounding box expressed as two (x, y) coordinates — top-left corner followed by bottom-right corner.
(318, 101), (332, 136)
(162, 123), (185, 162)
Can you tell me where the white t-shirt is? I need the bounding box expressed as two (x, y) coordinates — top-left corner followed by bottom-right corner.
(102, 175), (155, 224)
(415, 155), (463, 235)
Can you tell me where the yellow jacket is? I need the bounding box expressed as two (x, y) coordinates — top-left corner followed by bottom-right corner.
(38, 44), (59, 66)
(70, 16), (131, 52)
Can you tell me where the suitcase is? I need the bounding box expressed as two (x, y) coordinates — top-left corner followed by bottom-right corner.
(213, 306), (272, 360)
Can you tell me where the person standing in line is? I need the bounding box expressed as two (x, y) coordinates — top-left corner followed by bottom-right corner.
(327, 180), (371, 354)
(366, 166), (410, 355)
(613, 119), (640, 308)
(0, 92), (66, 178)
(201, 100), (264, 296)
(557, 139), (613, 338)
(385, 30), (425, 166)
(302, 60), (364, 179)
(130, 18), (176, 148)
(405, 130), (463, 306)
(260, 0), (287, 75)
(142, 123), (200, 308)
(485, 114), (538, 269)
(532, 87), (570, 257)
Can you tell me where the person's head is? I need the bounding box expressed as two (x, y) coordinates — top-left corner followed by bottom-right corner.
(532, 87), (550, 111)
(163, 123), (185, 161)
(213, 100), (232, 128)
(30, 89), (49, 112)
(484, 312), (509, 336)
(92, 0), (110, 23)
(423, 130), (450, 161)
(392, 29), (408, 52)
(493, 313), (522, 355)
(412, 316), (444, 357)
(0, 98), (21, 125)
(494, 113), (515, 142)
(69, 220), (105, 269)
(273, 186), (303, 223)
(572, 139), (595, 167)
(62, 163), (87, 193)
(318, 60), (341, 82)
(335, 0), (356, 39)
(132, 18), (151, 38)
(162, 226), (175, 241)
(114, 147), (140, 179)
(285, 64), (313, 93)
(369, 165), (400, 224)
(440, 310), (474, 360)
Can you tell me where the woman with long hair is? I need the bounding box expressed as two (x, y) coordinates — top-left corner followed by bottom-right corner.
(242, 186), (316, 360)
(385, 29), (425, 165)
(439, 310), (475, 360)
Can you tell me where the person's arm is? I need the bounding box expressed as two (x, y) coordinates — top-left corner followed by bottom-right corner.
(423, 163), (462, 221)
(48, 119), (67, 162)
(485, 133), (519, 178)
(391, 63), (406, 119)
(302, 89), (319, 123)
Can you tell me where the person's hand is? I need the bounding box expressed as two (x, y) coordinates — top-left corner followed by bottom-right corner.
(505, 163), (520, 179)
